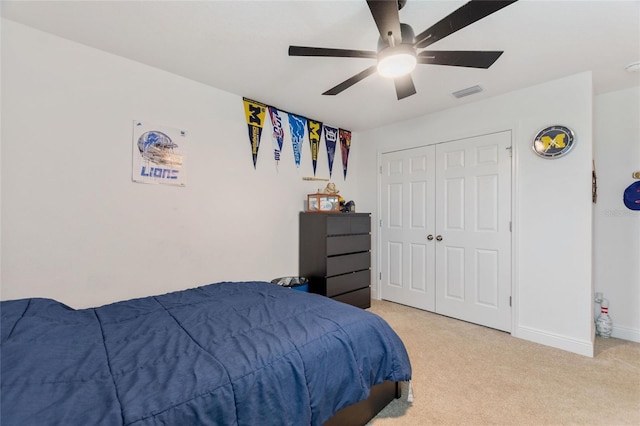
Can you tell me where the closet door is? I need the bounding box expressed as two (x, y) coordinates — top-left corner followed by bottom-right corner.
(380, 145), (436, 311)
(380, 131), (512, 332)
(434, 131), (512, 332)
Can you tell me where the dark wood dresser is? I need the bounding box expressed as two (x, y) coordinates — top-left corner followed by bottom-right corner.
(299, 212), (371, 309)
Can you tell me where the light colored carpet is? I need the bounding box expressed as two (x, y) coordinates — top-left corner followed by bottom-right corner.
(367, 299), (640, 425)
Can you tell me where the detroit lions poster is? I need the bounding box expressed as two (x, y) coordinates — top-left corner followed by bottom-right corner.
(132, 120), (187, 187)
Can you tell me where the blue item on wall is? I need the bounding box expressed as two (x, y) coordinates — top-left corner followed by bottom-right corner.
(623, 181), (640, 210)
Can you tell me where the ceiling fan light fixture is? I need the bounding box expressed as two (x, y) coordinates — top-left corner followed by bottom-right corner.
(377, 45), (417, 78)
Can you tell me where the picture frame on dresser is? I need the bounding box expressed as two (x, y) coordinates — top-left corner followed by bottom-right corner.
(299, 212), (371, 309)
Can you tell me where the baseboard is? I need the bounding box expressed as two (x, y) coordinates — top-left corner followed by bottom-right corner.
(611, 324), (640, 343)
(513, 325), (594, 357)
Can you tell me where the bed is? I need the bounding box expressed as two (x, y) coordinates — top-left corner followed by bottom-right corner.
(1, 281), (411, 425)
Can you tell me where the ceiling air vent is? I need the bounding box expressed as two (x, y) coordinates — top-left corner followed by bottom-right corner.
(452, 85), (483, 99)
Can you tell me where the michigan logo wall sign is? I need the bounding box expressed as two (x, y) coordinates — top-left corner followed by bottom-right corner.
(532, 125), (576, 158)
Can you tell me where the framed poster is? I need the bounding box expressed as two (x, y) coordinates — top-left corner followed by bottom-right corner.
(132, 120), (187, 186)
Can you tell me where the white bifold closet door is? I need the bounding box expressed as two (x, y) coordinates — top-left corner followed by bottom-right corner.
(380, 131), (512, 332)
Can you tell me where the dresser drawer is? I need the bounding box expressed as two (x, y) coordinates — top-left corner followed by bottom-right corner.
(325, 270), (370, 297)
(327, 215), (371, 236)
(332, 287), (371, 309)
(327, 234), (370, 256)
(348, 216), (371, 234)
(327, 252), (370, 276)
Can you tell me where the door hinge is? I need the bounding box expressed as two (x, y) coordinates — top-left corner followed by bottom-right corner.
(379, 272), (382, 281)
(506, 146), (513, 157)
(380, 219), (383, 228)
(509, 296), (512, 307)
(379, 165), (383, 174)
(509, 221), (512, 232)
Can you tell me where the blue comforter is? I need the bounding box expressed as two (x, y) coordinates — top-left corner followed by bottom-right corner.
(1, 281), (411, 425)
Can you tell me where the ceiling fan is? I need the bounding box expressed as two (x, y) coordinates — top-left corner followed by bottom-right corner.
(288, 0), (517, 100)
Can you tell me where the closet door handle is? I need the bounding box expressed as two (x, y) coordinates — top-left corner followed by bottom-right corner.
(436, 235), (443, 241)
(427, 234), (434, 241)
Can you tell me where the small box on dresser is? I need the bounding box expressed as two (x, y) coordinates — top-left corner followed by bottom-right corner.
(299, 212), (371, 309)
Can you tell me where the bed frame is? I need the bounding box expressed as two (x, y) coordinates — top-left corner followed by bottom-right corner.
(324, 380), (401, 426)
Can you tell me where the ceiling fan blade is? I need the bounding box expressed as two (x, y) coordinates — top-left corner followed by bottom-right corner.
(417, 50), (504, 69)
(289, 46), (377, 59)
(323, 66), (378, 96)
(414, 0), (517, 49)
(394, 74), (416, 100)
(366, 0), (402, 46)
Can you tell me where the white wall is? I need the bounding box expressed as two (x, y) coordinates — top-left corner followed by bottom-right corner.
(0, 20), (362, 308)
(593, 87), (640, 342)
(1, 17), (3, 298)
(359, 72), (595, 356)
(4, 18), (636, 356)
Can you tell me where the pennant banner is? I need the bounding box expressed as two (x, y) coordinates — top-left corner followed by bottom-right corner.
(268, 106), (285, 169)
(324, 126), (338, 178)
(339, 129), (351, 180)
(307, 119), (323, 176)
(242, 98), (267, 169)
(288, 113), (307, 168)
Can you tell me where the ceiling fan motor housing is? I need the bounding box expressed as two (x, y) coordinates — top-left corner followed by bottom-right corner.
(377, 22), (415, 51)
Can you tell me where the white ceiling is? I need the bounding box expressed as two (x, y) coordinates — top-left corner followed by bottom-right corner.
(2, 0), (639, 131)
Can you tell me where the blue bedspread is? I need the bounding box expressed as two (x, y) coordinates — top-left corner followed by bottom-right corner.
(1, 281), (411, 425)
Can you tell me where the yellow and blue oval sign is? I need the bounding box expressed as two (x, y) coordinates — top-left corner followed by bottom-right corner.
(532, 125), (576, 158)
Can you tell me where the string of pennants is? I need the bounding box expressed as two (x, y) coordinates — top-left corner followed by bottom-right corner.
(242, 97), (351, 179)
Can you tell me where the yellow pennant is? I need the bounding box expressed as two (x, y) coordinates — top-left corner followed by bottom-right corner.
(307, 119), (323, 176)
(243, 98), (267, 168)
